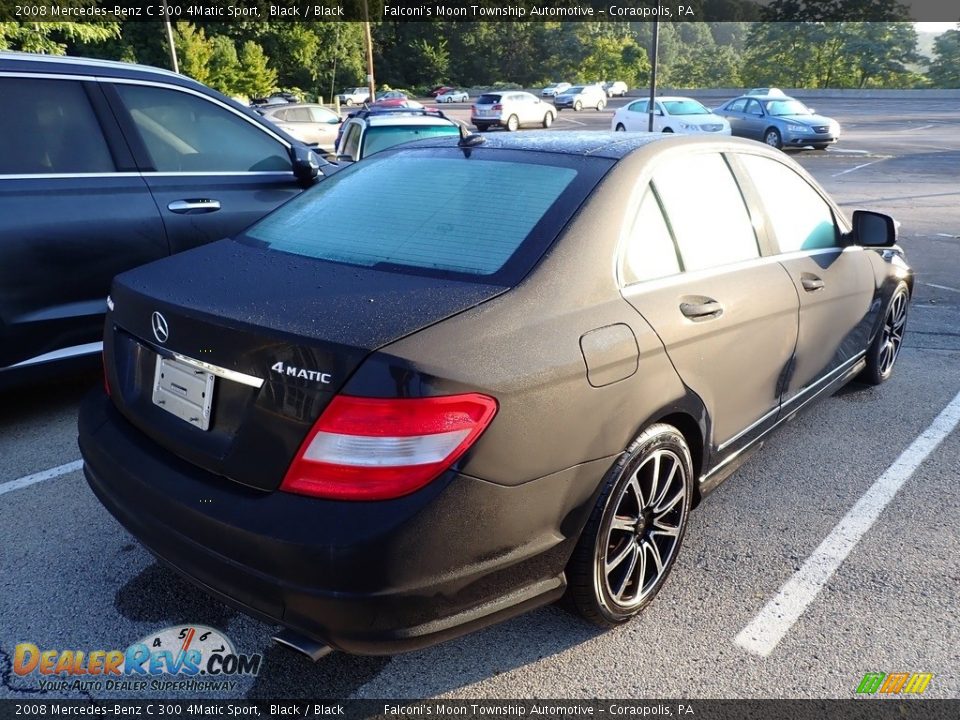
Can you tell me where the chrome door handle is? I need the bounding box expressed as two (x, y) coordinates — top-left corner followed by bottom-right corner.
(167, 199), (221, 214)
(801, 275), (825, 292)
(680, 300), (723, 319)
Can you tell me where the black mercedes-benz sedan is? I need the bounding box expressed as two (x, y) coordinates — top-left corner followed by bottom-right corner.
(79, 132), (912, 657)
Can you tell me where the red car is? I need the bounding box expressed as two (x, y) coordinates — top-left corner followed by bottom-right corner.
(430, 85), (456, 97)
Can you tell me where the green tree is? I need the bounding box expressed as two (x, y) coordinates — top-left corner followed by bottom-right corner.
(236, 41), (277, 98)
(207, 35), (240, 94)
(174, 22), (213, 85)
(928, 28), (960, 88)
(0, 21), (119, 54)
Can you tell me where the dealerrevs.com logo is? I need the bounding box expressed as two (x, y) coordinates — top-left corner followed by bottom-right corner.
(13, 625), (261, 693)
(856, 672), (934, 695)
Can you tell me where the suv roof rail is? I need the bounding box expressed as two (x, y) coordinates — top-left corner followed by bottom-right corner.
(347, 106), (450, 121)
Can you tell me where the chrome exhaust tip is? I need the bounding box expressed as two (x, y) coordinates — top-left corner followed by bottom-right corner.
(272, 628), (334, 662)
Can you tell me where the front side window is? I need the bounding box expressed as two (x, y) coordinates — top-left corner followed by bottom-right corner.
(653, 152), (759, 272)
(726, 98), (747, 113)
(0, 78), (114, 174)
(739, 154), (837, 253)
(244, 153), (583, 279)
(114, 84), (290, 172)
(622, 187), (681, 285)
(628, 100), (649, 113)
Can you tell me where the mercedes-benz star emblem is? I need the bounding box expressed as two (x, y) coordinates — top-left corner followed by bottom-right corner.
(151, 311), (169, 344)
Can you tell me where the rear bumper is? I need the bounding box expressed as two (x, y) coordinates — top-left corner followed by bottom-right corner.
(79, 391), (607, 655)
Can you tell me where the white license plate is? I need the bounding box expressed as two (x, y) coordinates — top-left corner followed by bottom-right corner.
(152, 354), (215, 431)
(477, 109), (494, 117)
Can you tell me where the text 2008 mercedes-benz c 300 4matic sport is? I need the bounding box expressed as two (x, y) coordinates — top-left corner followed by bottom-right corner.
(79, 132), (912, 658)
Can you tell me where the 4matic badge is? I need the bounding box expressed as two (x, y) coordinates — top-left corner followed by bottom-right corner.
(271, 361), (332, 384)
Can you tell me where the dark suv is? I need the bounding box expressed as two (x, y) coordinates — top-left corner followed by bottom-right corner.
(0, 52), (324, 379)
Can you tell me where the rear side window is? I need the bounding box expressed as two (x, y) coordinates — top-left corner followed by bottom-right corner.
(738, 154), (837, 252)
(653, 153), (759, 272)
(114, 84), (290, 173)
(622, 188), (681, 284)
(0, 78), (114, 174)
(362, 124), (461, 157)
(244, 153), (584, 279)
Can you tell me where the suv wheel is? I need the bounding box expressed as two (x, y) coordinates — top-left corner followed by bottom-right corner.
(597, 100), (606, 112)
(506, 114), (520, 132)
(543, 112), (554, 129)
(574, 101), (583, 112)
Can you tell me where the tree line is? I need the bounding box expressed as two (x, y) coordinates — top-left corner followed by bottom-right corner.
(1, 18), (958, 100)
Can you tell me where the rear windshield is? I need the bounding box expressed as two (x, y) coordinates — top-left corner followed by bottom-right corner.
(242, 149), (609, 283)
(476, 94), (502, 104)
(362, 123), (460, 157)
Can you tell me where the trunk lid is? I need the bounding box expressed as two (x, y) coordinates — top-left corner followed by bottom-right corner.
(105, 239), (506, 492)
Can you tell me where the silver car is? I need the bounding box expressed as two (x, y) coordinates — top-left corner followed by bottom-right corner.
(260, 103), (341, 153)
(554, 84), (607, 112)
(714, 94), (841, 150)
(471, 91), (556, 132)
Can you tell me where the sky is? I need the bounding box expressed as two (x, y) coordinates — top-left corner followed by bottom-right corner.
(914, 22), (958, 33)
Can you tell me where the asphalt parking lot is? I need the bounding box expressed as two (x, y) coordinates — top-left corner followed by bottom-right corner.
(1, 96), (958, 701)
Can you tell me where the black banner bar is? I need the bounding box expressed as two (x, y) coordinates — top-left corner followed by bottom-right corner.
(1, 700), (959, 720)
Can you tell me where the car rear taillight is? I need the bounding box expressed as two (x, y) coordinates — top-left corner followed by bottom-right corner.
(492, 103), (503, 112)
(280, 393), (498, 501)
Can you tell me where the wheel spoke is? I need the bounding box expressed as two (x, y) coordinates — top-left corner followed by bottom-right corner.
(654, 487), (685, 515)
(611, 516), (637, 533)
(651, 458), (677, 509)
(605, 539), (634, 573)
(613, 543), (640, 601)
(645, 538), (665, 574)
(626, 474), (643, 509)
(651, 518), (681, 538)
(645, 453), (661, 509)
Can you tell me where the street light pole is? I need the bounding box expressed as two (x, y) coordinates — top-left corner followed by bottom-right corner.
(161, 0), (179, 73)
(363, 0), (376, 102)
(647, 20), (659, 132)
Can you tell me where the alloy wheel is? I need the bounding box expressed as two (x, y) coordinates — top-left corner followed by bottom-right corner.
(879, 289), (908, 375)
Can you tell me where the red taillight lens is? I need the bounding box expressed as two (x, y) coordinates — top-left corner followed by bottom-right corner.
(492, 103), (502, 111)
(280, 393), (498, 501)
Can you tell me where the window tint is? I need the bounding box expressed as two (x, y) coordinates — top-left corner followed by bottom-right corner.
(726, 98), (747, 113)
(739, 154), (837, 252)
(362, 124), (460, 157)
(477, 94), (502, 104)
(0, 78), (114, 174)
(245, 155), (577, 277)
(623, 188), (681, 284)
(115, 84), (290, 172)
(653, 153), (759, 272)
(745, 99), (763, 115)
(310, 107), (339, 124)
(286, 108), (311, 122)
(628, 100), (649, 112)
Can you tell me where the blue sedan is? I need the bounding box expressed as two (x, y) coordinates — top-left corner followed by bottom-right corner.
(714, 94), (841, 150)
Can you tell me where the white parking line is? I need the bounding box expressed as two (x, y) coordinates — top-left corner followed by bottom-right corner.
(827, 147), (871, 154)
(556, 116), (587, 126)
(0, 460), (83, 496)
(734, 388), (960, 657)
(831, 160), (881, 177)
(926, 283), (960, 294)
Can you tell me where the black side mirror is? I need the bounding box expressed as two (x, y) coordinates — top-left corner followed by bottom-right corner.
(290, 145), (320, 186)
(852, 210), (897, 247)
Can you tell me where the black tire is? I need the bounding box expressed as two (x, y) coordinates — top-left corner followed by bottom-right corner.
(565, 424), (694, 627)
(597, 100), (605, 112)
(506, 114), (520, 132)
(861, 281), (909, 385)
(615, 123), (626, 132)
(662, 127), (674, 133)
(542, 112), (554, 129)
(574, 101), (583, 112)
(474, 124), (489, 132)
(764, 127), (783, 149)
(812, 143), (830, 150)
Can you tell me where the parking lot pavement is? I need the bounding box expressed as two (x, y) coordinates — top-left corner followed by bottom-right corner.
(2, 98), (958, 701)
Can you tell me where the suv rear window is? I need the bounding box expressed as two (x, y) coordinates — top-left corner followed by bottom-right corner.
(243, 150), (608, 283)
(362, 123), (460, 157)
(476, 94), (502, 104)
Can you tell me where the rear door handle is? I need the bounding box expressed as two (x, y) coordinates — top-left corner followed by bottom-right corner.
(167, 199), (221, 214)
(679, 300), (723, 320)
(801, 275), (825, 292)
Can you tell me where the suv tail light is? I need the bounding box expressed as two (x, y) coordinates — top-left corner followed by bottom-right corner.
(280, 393), (498, 501)
(492, 103), (503, 112)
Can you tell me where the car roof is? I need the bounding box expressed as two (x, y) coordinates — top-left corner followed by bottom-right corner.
(0, 51), (194, 85)
(263, 103), (334, 112)
(731, 94), (797, 102)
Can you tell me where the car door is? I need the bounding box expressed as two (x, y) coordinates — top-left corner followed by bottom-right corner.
(720, 98), (748, 136)
(618, 152), (799, 453)
(0, 75), (166, 369)
(731, 152), (876, 407)
(104, 81), (303, 255)
(741, 99), (768, 141)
